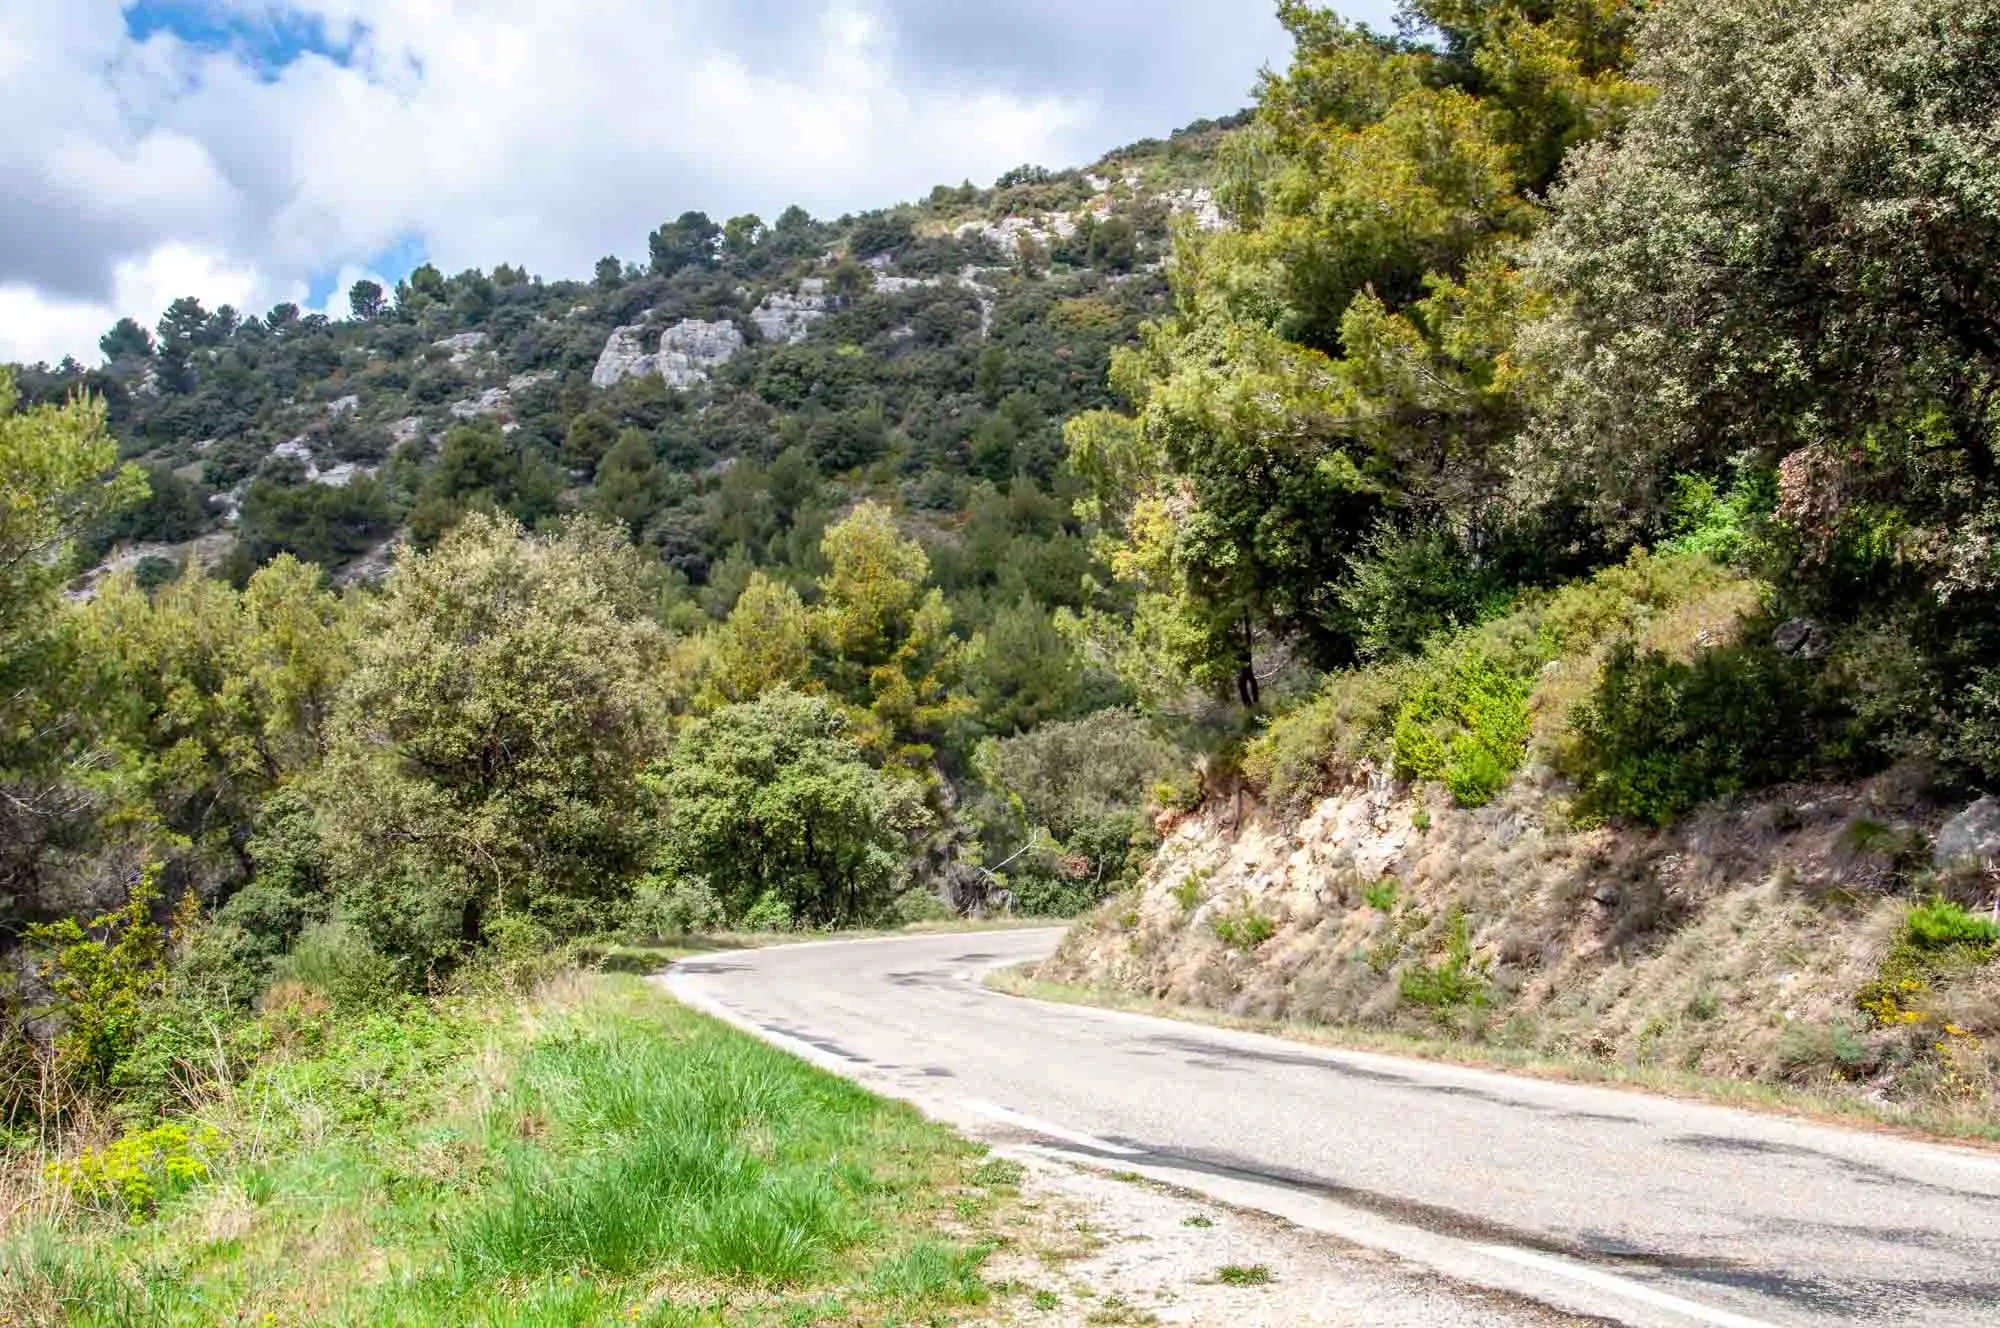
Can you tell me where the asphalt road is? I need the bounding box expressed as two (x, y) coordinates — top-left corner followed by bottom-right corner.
(663, 929), (2000, 1328)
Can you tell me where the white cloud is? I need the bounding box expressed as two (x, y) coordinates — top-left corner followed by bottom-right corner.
(0, 245), (282, 366)
(0, 0), (1323, 363)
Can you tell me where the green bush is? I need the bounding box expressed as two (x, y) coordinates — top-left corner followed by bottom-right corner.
(1338, 522), (1503, 663)
(1397, 909), (1490, 1014)
(1391, 648), (1533, 808)
(44, 1120), (224, 1218)
(1212, 906), (1277, 951)
(271, 921), (401, 1012)
(1563, 639), (1826, 825)
(1905, 898), (2000, 950)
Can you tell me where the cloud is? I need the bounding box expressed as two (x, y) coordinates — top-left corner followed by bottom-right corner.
(0, 244), (276, 366)
(0, 0), (1399, 365)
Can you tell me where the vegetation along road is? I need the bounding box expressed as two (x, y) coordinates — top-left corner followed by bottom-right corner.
(668, 931), (2000, 1328)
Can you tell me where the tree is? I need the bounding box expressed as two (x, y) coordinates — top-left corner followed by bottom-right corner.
(315, 515), (671, 959)
(722, 214), (766, 259)
(706, 572), (814, 707)
(1525, 0), (2000, 540)
(98, 318), (154, 362)
(649, 211), (721, 275)
(348, 279), (386, 321)
(653, 690), (927, 926)
(0, 372), (146, 932)
(594, 255), (624, 291)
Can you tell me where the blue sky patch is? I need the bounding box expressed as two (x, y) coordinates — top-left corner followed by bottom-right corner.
(124, 3), (364, 78)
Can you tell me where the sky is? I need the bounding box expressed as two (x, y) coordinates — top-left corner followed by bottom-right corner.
(0, 0), (1399, 366)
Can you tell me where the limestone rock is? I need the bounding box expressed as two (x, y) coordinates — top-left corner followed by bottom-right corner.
(387, 416), (425, 445)
(1934, 796), (2000, 869)
(432, 331), (488, 366)
(655, 319), (745, 388)
(449, 387), (513, 421)
(751, 279), (829, 344)
(591, 325), (654, 388)
(1160, 186), (1226, 231)
(327, 393), (360, 417)
(591, 319), (744, 389)
(272, 437), (316, 467)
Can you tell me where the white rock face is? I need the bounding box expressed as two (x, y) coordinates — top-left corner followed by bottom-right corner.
(593, 319), (744, 389)
(751, 278), (829, 344)
(432, 331), (488, 366)
(387, 416), (425, 445)
(953, 213), (1078, 254)
(327, 394), (361, 417)
(657, 319), (745, 388)
(507, 371), (552, 393)
(272, 437), (316, 467)
(591, 325), (655, 388)
(1160, 186), (1226, 232)
(312, 462), (376, 488)
(449, 387), (513, 421)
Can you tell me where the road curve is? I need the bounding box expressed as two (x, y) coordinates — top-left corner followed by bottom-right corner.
(663, 929), (2000, 1328)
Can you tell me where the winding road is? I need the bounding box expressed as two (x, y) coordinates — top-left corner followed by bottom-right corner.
(663, 928), (2000, 1328)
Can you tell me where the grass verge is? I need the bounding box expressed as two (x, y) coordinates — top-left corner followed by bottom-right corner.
(3, 973), (1027, 1327)
(987, 968), (2000, 1149)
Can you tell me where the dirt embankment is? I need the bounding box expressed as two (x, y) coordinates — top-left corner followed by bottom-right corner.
(1039, 766), (2000, 1111)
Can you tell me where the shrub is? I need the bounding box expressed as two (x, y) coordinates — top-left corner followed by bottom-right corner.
(1338, 521), (1501, 662)
(1562, 640), (1826, 825)
(1397, 909), (1490, 1013)
(656, 692), (929, 927)
(25, 868), (167, 1093)
(625, 875), (727, 937)
(740, 892), (796, 933)
(271, 921), (401, 1012)
(1906, 899), (2000, 950)
(1212, 906), (1277, 951)
(1362, 879), (1400, 912)
(1391, 648), (1533, 808)
(45, 1121), (224, 1217)
(1244, 665), (1407, 806)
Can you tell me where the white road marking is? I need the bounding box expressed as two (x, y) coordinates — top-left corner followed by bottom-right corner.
(961, 1098), (1143, 1156)
(1474, 1245), (1786, 1328)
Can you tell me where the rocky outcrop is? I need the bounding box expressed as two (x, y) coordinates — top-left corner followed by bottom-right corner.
(327, 394), (360, 417)
(1934, 797), (2000, 870)
(751, 279), (829, 344)
(432, 331), (488, 366)
(387, 416), (425, 446)
(1160, 186), (1226, 231)
(1041, 768), (1963, 1100)
(449, 387), (513, 421)
(265, 435), (374, 487)
(656, 319), (745, 388)
(593, 319), (745, 389)
(591, 326), (654, 388)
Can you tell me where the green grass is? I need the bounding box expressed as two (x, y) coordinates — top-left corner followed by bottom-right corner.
(1214, 1263), (1272, 1286)
(4, 975), (1011, 1326)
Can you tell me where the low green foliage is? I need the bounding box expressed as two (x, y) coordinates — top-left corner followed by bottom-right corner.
(43, 1121), (224, 1218)
(1905, 898), (2000, 950)
(1171, 869), (1209, 914)
(1397, 909), (1491, 1014)
(1362, 879), (1400, 912)
(1211, 906), (1277, 951)
(1214, 1263), (1272, 1286)
(1563, 639), (1828, 826)
(23, 868), (168, 1094)
(9, 976), (1006, 1326)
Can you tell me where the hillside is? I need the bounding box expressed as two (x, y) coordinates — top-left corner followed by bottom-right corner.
(17, 116), (1244, 600)
(8, 0), (2000, 1319)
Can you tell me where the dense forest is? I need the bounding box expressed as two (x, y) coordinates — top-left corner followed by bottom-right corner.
(8, 0), (2000, 1141)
